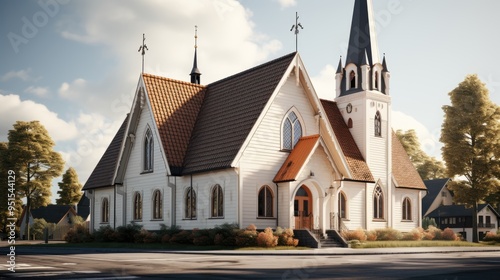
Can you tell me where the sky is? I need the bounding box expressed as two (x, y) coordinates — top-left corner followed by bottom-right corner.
(1, 0), (500, 202)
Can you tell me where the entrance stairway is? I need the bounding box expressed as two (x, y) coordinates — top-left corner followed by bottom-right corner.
(294, 229), (348, 248)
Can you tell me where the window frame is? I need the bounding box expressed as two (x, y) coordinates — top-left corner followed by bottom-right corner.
(133, 192), (143, 221)
(211, 184), (224, 218)
(373, 185), (384, 220)
(338, 191), (347, 219)
(152, 189), (162, 220)
(402, 197), (412, 221)
(281, 109), (303, 151)
(184, 187), (197, 220)
(374, 111), (382, 137)
(258, 185), (274, 218)
(101, 197), (109, 224)
(143, 128), (154, 173)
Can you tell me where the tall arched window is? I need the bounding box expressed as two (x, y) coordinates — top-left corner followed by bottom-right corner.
(258, 185), (273, 217)
(374, 71), (379, 90)
(338, 191), (347, 219)
(349, 70), (356, 89)
(211, 184), (224, 218)
(133, 192), (142, 220)
(282, 111), (302, 150)
(101, 198), (109, 223)
(374, 111), (382, 137)
(152, 189), (162, 220)
(373, 185), (384, 219)
(402, 197), (412, 221)
(143, 128), (154, 172)
(185, 187), (196, 219)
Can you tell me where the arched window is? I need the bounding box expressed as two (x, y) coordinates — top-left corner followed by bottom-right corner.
(185, 187), (196, 219)
(402, 197), (412, 221)
(133, 192), (142, 220)
(211, 184), (224, 218)
(258, 185), (273, 217)
(373, 185), (384, 219)
(347, 118), (353, 129)
(374, 71), (379, 90)
(338, 191), (347, 219)
(374, 111), (382, 137)
(349, 70), (356, 89)
(101, 198), (109, 223)
(282, 111), (303, 150)
(152, 189), (162, 220)
(143, 128), (154, 172)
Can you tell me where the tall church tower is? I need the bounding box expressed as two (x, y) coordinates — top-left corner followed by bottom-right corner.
(334, 0), (392, 190)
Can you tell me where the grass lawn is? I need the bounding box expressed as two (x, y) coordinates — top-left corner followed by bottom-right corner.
(351, 240), (493, 248)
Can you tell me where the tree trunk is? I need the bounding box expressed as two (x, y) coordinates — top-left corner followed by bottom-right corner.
(472, 202), (479, 243)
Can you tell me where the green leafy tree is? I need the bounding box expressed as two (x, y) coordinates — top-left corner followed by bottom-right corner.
(440, 74), (500, 242)
(56, 167), (82, 205)
(0, 142), (23, 234)
(396, 129), (446, 180)
(6, 121), (64, 240)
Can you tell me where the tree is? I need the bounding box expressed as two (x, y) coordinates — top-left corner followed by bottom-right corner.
(56, 167), (83, 205)
(6, 121), (64, 240)
(396, 129), (446, 180)
(440, 74), (500, 242)
(0, 142), (23, 234)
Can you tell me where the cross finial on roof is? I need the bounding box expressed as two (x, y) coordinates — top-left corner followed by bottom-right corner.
(190, 25), (201, 84)
(138, 33), (149, 73)
(290, 12), (304, 52)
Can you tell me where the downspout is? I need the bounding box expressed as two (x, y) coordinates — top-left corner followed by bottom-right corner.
(275, 183), (279, 228)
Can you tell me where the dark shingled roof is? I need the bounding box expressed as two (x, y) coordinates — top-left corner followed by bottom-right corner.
(422, 178), (450, 215)
(82, 116), (128, 190)
(346, 0), (379, 66)
(321, 99), (374, 182)
(30, 205), (77, 224)
(182, 52), (297, 174)
(392, 131), (427, 190)
(427, 204), (500, 218)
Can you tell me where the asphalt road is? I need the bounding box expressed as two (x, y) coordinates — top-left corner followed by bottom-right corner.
(2, 246), (500, 279)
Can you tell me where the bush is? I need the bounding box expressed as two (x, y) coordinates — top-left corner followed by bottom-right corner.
(169, 230), (193, 244)
(374, 228), (401, 241)
(342, 228), (367, 242)
(114, 222), (142, 242)
(134, 229), (159, 243)
(192, 228), (214, 246)
(277, 227), (297, 247)
(483, 231), (500, 242)
(64, 224), (92, 243)
(93, 225), (116, 242)
(161, 234), (171, 243)
(257, 227), (278, 247)
(159, 224), (181, 236)
(422, 217), (437, 230)
(235, 226), (258, 247)
(401, 228), (424, 241)
(426, 226), (442, 240)
(441, 228), (458, 241)
(366, 230), (377, 241)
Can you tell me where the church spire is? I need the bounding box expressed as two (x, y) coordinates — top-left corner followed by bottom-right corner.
(345, 0), (380, 66)
(190, 25), (201, 84)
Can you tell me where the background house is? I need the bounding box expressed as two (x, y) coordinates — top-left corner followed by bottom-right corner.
(423, 179), (500, 242)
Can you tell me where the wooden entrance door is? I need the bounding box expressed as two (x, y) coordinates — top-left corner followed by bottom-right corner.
(294, 186), (313, 229)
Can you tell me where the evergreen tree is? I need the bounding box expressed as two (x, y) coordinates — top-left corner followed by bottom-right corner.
(56, 167), (82, 205)
(440, 74), (500, 242)
(6, 121), (64, 239)
(396, 129), (446, 180)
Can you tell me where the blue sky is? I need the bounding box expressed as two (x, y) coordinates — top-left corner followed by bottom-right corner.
(1, 0), (500, 201)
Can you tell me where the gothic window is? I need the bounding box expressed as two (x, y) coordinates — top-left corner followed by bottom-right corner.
(211, 184), (224, 218)
(349, 70), (356, 89)
(143, 128), (154, 172)
(152, 189), (162, 220)
(373, 185), (384, 219)
(339, 191), (347, 219)
(133, 192), (142, 220)
(101, 198), (109, 223)
(258, 185), (273, 217)
(402, 197), (412, 221)
(374, 71), (379, 90)
(347, 118), (353, 128)
(374, 111), (382, 137)
(185, 188), (196, 219)
(282, 111), (303, 150)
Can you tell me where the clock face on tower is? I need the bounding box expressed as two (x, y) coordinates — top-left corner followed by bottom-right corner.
(346, 103), (352, 114)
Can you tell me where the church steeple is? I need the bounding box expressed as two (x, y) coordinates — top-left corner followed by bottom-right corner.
(190, 25), (201, 84)
(337, 0), (389, 97)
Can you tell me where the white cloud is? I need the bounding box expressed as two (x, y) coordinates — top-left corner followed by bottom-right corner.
(392, 110), (442, 159)
(24, 86), (49, 97)
(1, 68), (32, 82)
(276, 0), (297, 8)
(310, 64), (336, 101)
(58, 78), (86, 99)
(0, 94), (78, 142)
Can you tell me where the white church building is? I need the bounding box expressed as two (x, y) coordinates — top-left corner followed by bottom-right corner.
(83, 0), (426, 235)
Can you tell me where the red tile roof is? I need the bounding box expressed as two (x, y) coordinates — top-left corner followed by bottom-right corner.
(274, 135), (320, 183)
(321, 99), (374, 182)
(142, 74), (206, 174)
(392, 131), (427, 190)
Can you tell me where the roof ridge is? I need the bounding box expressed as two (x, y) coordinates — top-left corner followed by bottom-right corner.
(142, 73), (206, 88)
(208, 52), (297, 87)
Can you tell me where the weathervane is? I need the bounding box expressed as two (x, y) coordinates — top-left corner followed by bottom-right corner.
(138, 33), (149, 73)
(290, 12), (304, 52)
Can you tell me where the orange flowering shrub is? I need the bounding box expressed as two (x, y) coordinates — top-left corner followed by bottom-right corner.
(257, 227), (278, 247)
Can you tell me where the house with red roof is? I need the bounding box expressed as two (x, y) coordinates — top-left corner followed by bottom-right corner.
(83, 0), (426, 240)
